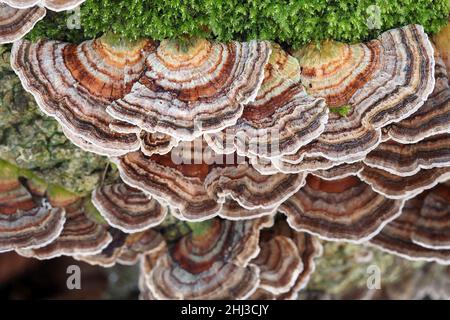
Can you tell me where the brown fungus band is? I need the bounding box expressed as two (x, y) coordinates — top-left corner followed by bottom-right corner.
(92, 183), (167, 233)
(0, 3), (45, 44)
(279, 175), (404, 242)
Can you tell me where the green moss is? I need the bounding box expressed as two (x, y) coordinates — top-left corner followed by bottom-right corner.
(329, 105), (352, 117)
(83, 196), (108, 225)
(0, 46), (118, 194)
(186, 220), (214, 238)
(26, 0), (449, 47)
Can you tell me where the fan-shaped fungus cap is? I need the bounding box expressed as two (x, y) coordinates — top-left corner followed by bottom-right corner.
(279, 175), (404, 242)
(2, 0), (85, 11)
(359, 165), (450, 200)
(139, 131), (178, 157)
(0, 3), (45, 44)
(18, 195), (112, 259)
(0, 161), (65, 252)
(107, 39), (271, 140)
(277, 24), (435, 164)
(371, 182), (450, 264)
(384, 57), (450, 143)
(295, 24), (435, 128)
(92, 183), (167, 233)
(143, 217), (272, 299)
(278, 114), (383, 165)
(364, 134), (450, 177)
(11, 36), (153, 156)
(249, 220), (323, 300)
(113, 139), (305, 221)
(252, 235), (303, 295)
(205, 45), (327, 158)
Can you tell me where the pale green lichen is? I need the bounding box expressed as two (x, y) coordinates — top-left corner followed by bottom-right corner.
(304, 241), (425, 297)
(0, 46), (118, 194)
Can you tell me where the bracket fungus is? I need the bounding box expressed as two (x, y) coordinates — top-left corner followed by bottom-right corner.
(205, 45), (328, 159)
(296, 24), (435, 128)
(139, 131), (179, 157)
(364, 134), (450, 177)
(274, 24), (435, 167)
(11, 36), (154, 156)
(252, 235), (303, 295)
(384, 57), (450, 143)
(92, 183), (167, 233)
(250, 220), (323, 300)
(18, 196), (112, 259)
(2, 0), (85, 11)
(141, 217), (272, 300)
(113, 139), (305, 221)
(279, 175), (404, 242)
(107, 39), (271, 140)
(359, 165), (450, 200)
(371, 181), (450, 264)
(0, 3), (45, 44)
(0, 161), (65, 252)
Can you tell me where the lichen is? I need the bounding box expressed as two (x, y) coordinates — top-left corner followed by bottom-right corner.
(304, 241), (425, 297)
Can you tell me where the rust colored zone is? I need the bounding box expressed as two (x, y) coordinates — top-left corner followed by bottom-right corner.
(63, 42), (132, 101)
(146, 44), (238, 102)
(306, 175), (360, 193)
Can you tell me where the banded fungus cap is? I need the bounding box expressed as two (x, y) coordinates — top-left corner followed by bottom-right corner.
(249, 220), (323, 300)
(142, 217), (273, 299)
(279, 24), (435, 164)
(92, 182), (167, 233)
(11, 36), (154, 156)
(358, 165), (450, 200)
(2, 0), (85, 11)
(113, 139), (305, 221)
(76, 228), (165, 267)
(364, 134), (450, 177)
(18, 195), (112, 259)
(384, 57), (450, 143)
(371, 182), (450, 264)
(295, 24), (435, 129)
(0, 3), (45, 44)
(107, 38), (272, 140)
(139, 131), (179, 157)
(205, 44), (328, 159)
(0, 161), (65, 252)
(279, 174), (404, 242)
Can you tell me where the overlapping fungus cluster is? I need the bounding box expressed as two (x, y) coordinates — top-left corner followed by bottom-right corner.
(0, 1), (450, 299)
